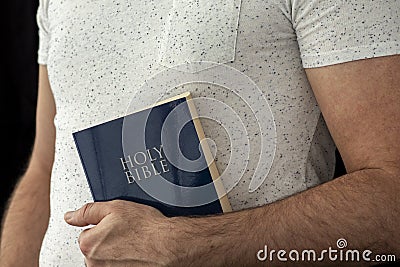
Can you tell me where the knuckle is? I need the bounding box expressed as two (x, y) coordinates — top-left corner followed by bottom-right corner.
(78, 235), (91, 256)
(79, 230), (103, 261)
(81, 203), (94, 220)
(78, 229), (98, 259)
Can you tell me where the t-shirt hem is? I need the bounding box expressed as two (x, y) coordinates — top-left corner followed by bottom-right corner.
(37, 56), (47, 65)
(301, 41), (400, 68)
(38, 52), (48, 65)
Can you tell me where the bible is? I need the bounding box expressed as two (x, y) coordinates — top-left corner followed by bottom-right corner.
(73, 92), (231, 216)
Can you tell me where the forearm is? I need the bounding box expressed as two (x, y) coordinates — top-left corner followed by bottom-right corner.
(0, 169), (50, 267)
(170, 169), (399, 266)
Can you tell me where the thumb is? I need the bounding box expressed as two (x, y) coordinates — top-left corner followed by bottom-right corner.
(64, 202), (110, 227)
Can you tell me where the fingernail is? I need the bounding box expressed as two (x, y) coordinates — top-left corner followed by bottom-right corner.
(64, 211), (74, 222)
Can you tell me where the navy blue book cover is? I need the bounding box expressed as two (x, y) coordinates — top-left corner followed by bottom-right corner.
(73, 92), (231, 217)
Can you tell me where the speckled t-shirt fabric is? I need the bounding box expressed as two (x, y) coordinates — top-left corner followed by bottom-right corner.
(37, 0), (399, 265)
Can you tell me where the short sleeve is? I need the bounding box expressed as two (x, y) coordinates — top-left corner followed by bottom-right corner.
(292, 0), (400, 68)
(37, 0), (50, 65)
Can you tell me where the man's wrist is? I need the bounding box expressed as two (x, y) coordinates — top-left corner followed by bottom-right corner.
(165, 209), (267, 267)
(168, 201), (295, 266)
(165, 215), (224, 266)
(164, 216), (197, 266)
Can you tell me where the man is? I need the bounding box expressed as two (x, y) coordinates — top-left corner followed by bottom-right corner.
(1, 0), (399, 266)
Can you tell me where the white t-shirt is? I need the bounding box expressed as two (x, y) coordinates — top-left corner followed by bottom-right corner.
(37, 0), (399, 265)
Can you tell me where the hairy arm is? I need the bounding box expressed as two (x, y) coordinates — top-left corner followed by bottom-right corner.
(168, 55), (400, 266)
(0, 65), (55, 266)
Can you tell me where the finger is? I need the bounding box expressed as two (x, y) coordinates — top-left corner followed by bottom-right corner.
(78, 228), (93, 256)
(65, 202), (111, 227)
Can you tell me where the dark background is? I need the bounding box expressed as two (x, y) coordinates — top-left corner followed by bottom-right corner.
(1, 1), (39, 222)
